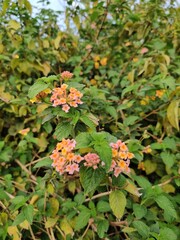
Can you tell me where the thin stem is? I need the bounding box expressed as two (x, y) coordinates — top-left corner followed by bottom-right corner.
(85, 191), (111, 202)
(15, 159), (37, 184)
(81, 218), (94, 239)
(29, 224), (37, 240)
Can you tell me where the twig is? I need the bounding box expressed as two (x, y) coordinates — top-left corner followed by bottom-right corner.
(25, 156), (49, 167)
(50, 227), (56, 240)
(81, 218), (94, 239)
(0, 201), (8, 212)
(55, 225), (66, 239)
(15, 159), (37, 184)
(29, 223), (37, 240)
(85, 191), (111, 202)
(110, 221), (128, 227)
(153, 175), (180, 188)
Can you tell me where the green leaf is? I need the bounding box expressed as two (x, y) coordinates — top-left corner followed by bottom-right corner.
(0, 141), (4, 150)
(160, 151), (175, 168)
(97, 219), (109, 238)
(167, 100), (179, 131)
(106, 106), (118, 119)
(75, 209), (91, 231)
(159, 227), (177, 240)
(75, 132), (92, 149)
(94, 142), (112, 171)
(74, 192), (85, 205)
(10, 196), (28, 211)
(133, 175), (152, 189)
(45, 216), (59, 228)
(123, 116), (139, 126)
(12, 212), (26, 226)
(155, 195), (177, 219)
(54, 122), (73, 141)
(97, 201), (111, 213)
(133, 204), (147, 219)
(37, 75), (58, 83)
(109, 190), (126, 219)
(80, 166), (105, 194)
(163, 137), (177, 151)
(144, 160), (157, 175)
(23, 205), (34, 224)
(133, 221), (149, 238)
(112, 174), (126, 188)
(28, 81), (49, 99)
(121, 84), (140, 98)
(33, 157), (52, 169)
(80, 115), (97, 130)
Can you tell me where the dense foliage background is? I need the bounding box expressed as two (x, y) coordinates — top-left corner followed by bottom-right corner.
(0, 0), (179, 239)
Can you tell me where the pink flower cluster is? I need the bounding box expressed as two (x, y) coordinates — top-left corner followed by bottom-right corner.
(83, 153), (100, 169)
(50, 84), (83, 112)
(61, 71), (73, 81)
(50, 138), (84, 175)
(50, 138), (134, 177)
(109, 140), (134, 177)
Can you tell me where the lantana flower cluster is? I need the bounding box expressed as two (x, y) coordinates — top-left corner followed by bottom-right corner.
(51, 138), (134, 177)
(50, 139), (103, 175)
(61, 71), (73, 81)
(50, 84), (83, 112)
(50, 138), (84, 175)
(109, 140), (134, 177)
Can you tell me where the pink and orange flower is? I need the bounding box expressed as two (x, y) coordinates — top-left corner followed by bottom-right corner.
(50, 84), (83, 112)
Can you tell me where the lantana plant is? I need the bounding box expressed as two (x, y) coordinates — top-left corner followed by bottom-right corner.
(28, 70), (140, 238)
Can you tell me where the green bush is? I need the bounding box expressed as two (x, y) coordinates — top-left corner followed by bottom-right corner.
(0, 0), (179, 239)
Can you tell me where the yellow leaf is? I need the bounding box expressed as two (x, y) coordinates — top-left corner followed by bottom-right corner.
(162, 54), (170, 66)
(28, 39), (35, 50)
(1, 0), (10, 16)
(19, 61), (32, 75)
(36, 103), (49, 114)
(42, 62), (51, 76)
(24, 0), (32, 14)
(167, 100), (179, 131)
(90, 79), (97, 85)
(0, 91), (14, 103)
(47, 183), (54, 195)
(19, 106), (28, 116)
(45, 216), (59, 228)
(162, 184), (175, 193)
(8, 226), (21, 240)
(54, 33), (62, 49)
(29, 195), (39, 205)
(37, 133), (48, 152)
(8, 20), (21, 30)
(68, 181), (76, 195)
(49, 198), (59, 217)
(94, 62), (99, 69)
(124, 180), (141, 197)
(127, 69), (135, 83)
(0, 212), (8, 225)
(100, 57), (107, 66)
(0, 43), (4, 53)
(93, 55), (100, 62)
(60, 218), (74, 236)
(43, 39), (50, 48)
(19, 220), (29, 230)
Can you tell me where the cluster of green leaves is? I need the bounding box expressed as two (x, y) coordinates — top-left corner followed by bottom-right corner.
(0, 0), (180, 239)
